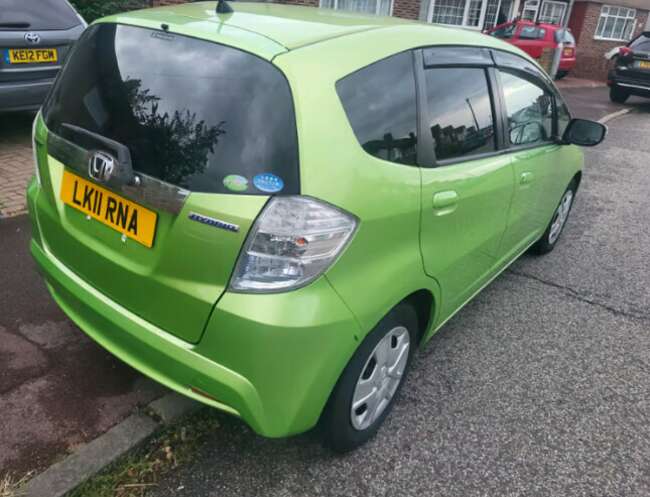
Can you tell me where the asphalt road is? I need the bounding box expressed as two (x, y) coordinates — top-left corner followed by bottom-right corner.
(148, 110), (650, 497)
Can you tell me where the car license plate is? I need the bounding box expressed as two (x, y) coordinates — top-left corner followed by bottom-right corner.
(638, 60), (650, 69)
(5, 48), (58, 64)
(563, 48), (573, 57)
(60, 170), (157, 248)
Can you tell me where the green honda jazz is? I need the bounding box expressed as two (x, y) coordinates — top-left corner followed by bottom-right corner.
(27, 1), (605, 451)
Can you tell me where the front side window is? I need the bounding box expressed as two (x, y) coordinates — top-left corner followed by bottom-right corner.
(43, 24), (299, 195)
(556, 96), (571, 138)
(595, 5), (637, 41)
(519, 26), (547, 39)
(320, 0), (391, 15)
(425, 67), (496, 162)
(337, 52), (417, 166)
(500, 70), (553, 147)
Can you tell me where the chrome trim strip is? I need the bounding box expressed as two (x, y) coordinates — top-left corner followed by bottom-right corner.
(47, 131), (189, 215)
(617, 82), (650, 90)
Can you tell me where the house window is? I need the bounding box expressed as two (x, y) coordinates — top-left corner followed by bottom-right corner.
(320, 0), (392, 16)
(484, 0), (514, 29)
(429, 0), (489, 29)
(538, 0), (566, 24)
(595, 5), (637, 41)
(521, 0), (540, 20)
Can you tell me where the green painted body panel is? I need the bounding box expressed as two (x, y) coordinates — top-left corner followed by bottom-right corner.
(33, 114), (267, 343)
(28, 3), (584, 437)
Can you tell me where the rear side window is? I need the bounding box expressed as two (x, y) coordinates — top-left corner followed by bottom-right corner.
(424, 68), (496, 162)
(499, 70), (553, 147)
(0, 0), (81, 30)
(336, 52), (418, 166)
(519, 26), (546, 39)
(43, 24), (299, 195)
(629, 34), (650, 51)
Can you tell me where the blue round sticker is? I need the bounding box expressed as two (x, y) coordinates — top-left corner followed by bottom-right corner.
(253, 173), (284, 193)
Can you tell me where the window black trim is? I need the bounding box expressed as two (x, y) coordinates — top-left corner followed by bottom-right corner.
(413, 49), (435, 167)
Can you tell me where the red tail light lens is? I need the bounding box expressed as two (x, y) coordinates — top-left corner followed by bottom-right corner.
(619, 46), (633, 57)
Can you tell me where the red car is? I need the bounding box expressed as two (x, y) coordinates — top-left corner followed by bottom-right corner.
(487, 20), (577, 79)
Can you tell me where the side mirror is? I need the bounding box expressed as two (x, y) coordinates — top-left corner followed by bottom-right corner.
(562, 118), (607, 147)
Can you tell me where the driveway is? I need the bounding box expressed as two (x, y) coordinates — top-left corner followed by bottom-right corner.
(146, 111), (650, 496)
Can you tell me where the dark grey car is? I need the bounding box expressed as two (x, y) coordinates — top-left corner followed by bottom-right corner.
(0, 0), (85, 112)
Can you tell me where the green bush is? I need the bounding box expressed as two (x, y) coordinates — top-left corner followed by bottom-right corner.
(68, 0), (153, 23)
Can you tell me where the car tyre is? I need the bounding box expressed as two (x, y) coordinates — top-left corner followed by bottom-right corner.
(531, 180), (577, 255)
(609, 85), (630, 103)
(555, 70), (568, 80)
(320, 302), (418, 453)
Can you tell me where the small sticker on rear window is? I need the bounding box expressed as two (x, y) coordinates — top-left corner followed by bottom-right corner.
(223, 174), (248, 192)
(253, 173), (284, 193)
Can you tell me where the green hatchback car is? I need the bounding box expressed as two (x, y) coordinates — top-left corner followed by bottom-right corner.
(27, 2), (605, 451)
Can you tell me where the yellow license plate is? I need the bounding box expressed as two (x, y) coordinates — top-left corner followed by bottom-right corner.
(60, 170), (157, 248)
(563, 48), (573, 57)
(7, 48), (58, 64)
(639, 60), (650, 69)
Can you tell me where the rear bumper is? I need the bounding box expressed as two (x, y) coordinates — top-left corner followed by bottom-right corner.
(608, 70), (650, 95)
(27, 178), (361, 437)
(0, 77), (54, 112)
(558, 57), (575, 72)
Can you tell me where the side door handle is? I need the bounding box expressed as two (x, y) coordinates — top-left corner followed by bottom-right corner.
(432, 190), (458, 216)
(520, 171), (535, 185)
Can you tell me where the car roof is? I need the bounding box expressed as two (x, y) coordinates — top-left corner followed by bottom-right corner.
(101, 2), (411, 54)
(100, 2), (529, 61)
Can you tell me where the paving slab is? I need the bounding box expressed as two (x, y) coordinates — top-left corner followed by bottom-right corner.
(0, 215), (167, 477)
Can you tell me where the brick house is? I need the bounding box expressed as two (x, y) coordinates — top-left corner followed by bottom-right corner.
(154, 0), (650, 79)
(568, 0), (649, 79)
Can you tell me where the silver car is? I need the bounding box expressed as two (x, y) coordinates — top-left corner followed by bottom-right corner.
(0, 0), (85, 112)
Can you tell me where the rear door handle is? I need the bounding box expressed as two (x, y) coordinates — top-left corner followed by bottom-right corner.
(520, 172), (534, 185)
(432, 190), (458, 215)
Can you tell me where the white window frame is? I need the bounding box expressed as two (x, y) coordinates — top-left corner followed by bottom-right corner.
(521, 0), (540, 20)
(319, 0), (394, 16)
(427, 0), (490, 30)
(594, 5), (637, 42)
(538, 0), (566, 25)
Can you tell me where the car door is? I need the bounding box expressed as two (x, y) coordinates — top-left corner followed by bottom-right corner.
(417, 48), (515, 320)
(492, 52), (563, 258)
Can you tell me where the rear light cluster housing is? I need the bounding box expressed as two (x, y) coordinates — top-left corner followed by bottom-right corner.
(229, 196), (358, 293)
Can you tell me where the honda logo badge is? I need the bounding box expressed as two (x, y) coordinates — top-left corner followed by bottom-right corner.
(88, 151), (116, 183)
(24, 32), (41, 45)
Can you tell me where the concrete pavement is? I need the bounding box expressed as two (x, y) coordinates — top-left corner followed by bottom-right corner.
(145, 111), (650, 496)
(0, 215), (167, 476)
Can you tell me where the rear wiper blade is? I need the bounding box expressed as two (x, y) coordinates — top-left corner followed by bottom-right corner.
(0, 22), (31, 29)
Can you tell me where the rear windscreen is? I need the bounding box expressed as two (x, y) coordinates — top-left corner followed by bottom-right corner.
(0, 0), (81, 30)
(43, 23), (299, 195)
(555, 29), (575, 44)
(630, 34), (650, 52)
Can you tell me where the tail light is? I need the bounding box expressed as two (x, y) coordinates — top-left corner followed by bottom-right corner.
(619, 46), (633, 57)
(230, 196), (358, 293)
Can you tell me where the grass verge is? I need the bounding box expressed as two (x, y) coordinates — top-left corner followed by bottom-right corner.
(0, 472), (33, 497)
(68, 408), (220, 497)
